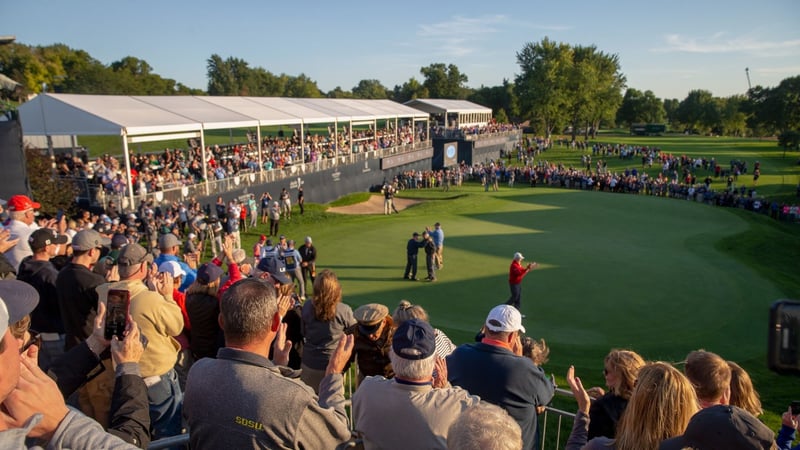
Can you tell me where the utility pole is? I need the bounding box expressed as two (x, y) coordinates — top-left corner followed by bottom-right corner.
(745, 67), (752, 91)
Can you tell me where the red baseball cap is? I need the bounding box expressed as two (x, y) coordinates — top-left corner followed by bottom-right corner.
(7, 195), (41, 212)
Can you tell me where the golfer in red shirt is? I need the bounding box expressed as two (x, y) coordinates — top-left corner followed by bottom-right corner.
(506, 252), (538, 316)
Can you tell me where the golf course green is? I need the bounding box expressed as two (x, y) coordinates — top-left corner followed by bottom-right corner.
(234, 135), (799, 430)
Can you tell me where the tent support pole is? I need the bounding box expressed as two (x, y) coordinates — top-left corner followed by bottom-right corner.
(200, 130), (208, 196)
(122, 133), (135, 211)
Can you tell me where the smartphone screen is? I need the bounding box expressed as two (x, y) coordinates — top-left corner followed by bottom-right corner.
(104, 289), (130, 340)
(791, 400), (800, 416)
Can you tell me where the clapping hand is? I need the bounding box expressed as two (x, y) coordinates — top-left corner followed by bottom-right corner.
(0, 229), (20, 253)
(567, 366), (591, 415)
(272, 322), (292, 367)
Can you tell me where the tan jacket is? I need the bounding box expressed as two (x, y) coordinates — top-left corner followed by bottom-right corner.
(353, 376), (480, 449)
(97, 280), (183, 377)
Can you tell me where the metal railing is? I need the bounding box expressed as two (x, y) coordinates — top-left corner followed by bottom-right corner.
(540, 388), (577, 450)
(146, 370), (574, 449)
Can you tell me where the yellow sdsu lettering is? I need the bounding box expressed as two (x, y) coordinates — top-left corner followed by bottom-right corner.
(234, 416), (264, 431)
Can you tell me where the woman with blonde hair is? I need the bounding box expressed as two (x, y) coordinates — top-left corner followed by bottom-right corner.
(392, 299), (455, 358)
(584, 349), (645, 439)
(728, 360), (763, 417)
(300, 269), (356, 393)
(566, 361), (698, 450)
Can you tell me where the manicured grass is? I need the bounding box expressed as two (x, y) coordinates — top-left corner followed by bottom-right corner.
(523, 134), (800, 203)
(236, 170), (798, 432)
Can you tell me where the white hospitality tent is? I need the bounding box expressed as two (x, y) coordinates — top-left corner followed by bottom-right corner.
(18, 93), (429, 208)
(403, 98), (492, 129)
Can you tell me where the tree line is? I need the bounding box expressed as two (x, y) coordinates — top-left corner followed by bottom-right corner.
(1, 39), (798, 147)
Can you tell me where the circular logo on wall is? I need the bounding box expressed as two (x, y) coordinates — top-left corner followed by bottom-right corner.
(446, 144), (456, 159)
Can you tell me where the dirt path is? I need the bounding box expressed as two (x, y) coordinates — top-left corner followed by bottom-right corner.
(327, 195), (422, 215)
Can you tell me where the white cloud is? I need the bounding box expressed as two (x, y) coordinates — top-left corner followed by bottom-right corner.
(416, 15), (507, 57)
(654, 33), (800, 57)
(755, 66), (800, 75)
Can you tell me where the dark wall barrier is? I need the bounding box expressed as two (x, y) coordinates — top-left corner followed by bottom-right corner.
(0, 118), (30, 200)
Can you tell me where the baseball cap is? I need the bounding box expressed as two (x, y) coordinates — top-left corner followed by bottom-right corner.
(188, 233), (197, 240)
(305, 236), (312, 244)
(392, 318), (435, 360)
(28, 228), (68, 251)
(117, 243), (153, 267)
(659, 405), (774, 450)
(158, 233), (181, 249)
(158, 260), (186, 278)
(196, 263), (224, 285)
(0, 280), (40, 333)
(94, 222), (112, 235)
(0, 300), (7, 337)
(111, 233), (129, 249)
(7, 195), (41, 212)
(485, 304), (526, 334)
(354, 303), (389, 335)
(255, 257), (291, 284)
(513, 252), (524, 261)
(260, 234), (267, 241)
(72, 229), (112, 251)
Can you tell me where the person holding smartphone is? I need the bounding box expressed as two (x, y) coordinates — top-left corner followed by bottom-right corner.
(97, 243), (184, 443)
(777, 402), (800, 450)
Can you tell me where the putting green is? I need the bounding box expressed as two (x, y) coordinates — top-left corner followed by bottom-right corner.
(241, 182), (796, 426)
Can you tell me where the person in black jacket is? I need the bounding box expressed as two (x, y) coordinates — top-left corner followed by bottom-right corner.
(185, 263), (224, 361)
(43, 303), (151, 448)
(422, 231), (437, 281)
(17, 228), (68, 370)
(403, 232), (424, 281)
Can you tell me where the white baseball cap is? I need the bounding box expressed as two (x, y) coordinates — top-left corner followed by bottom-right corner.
(0, 297), (8, 337)
(485, 304), (526, 333)
(513, 252), (525, 261)
(158, 261), (186, 278)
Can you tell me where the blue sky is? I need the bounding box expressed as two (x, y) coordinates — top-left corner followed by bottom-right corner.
(3, 0), (799, 101)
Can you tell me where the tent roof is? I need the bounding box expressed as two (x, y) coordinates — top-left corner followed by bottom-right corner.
(18, 94), (431, 137)
(133, 96), (259, 130)
(403, 98), (491, 115)
(18, 94), (201, 136)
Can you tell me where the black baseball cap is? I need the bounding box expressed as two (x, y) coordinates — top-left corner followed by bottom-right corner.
(28, 228), (67, 251)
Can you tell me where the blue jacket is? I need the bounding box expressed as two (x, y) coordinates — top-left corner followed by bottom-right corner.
(430, 228), (444, 247)
(447, 341), (555, 450)
(777, 424), (798, 450)
(154, 253), (196, 292)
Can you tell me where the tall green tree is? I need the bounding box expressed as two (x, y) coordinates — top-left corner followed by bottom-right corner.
(675, 89), (716, 133)
(663, 98), (680, 126)
(420, 63), (468, 99)
(391, 78), (428, 103)
(617, 88), (665, 126)
(515, 37), (573, 138)
(327, 87), (353, 98)
(564, 45), (625, 140)
(284, 73), (322, 98)
(352, 79), (388, 99)
(717, 95), (748, 136)
(468, 79), (519, 122)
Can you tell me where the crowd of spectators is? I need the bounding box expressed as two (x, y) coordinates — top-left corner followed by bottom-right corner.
(54, 123), (433, 199)
(0, 177), (798, 449)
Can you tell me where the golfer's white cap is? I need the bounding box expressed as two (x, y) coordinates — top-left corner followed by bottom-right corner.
(513, 252), (524, 261)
